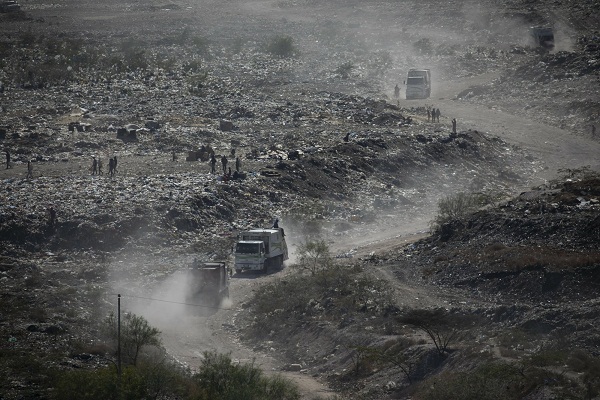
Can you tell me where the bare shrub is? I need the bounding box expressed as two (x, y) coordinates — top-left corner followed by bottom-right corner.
(191, 35), (210, 55)
(398, 309), (460, 357)
(347, 344), (379, 376)
(377, 338), (417, 383)
(413, 38), (432, 55)
(266, 35), (298, 58)
(335, 62), (355, 79)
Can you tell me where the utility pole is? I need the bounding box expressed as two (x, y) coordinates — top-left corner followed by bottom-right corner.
(117, 294), (122, 378)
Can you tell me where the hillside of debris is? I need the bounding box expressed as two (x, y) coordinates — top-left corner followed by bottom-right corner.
(239, 169), (600, 400)
(1, 0), (600, 398)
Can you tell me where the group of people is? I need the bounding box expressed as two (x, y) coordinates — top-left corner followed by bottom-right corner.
(210, 153), (242, 176)
(427, 107), (441, 123)
(91, 156), (118, 176)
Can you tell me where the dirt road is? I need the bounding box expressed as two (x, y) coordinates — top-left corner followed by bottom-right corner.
(412, 74), (600, 183)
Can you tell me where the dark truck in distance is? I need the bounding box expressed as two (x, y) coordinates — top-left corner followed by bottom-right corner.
(530, 26), (555, 50)
(186, 261), (229, 307)
(0, 1), (20, 12)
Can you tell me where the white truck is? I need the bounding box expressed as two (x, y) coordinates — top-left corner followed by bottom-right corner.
(405, 69), (431, 100)
(234, 228), (288, 273)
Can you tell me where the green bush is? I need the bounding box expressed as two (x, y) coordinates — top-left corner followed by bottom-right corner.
(54, 367), (119, 400)
(250, 263), (393, 335)
(266, 35), (298, 58)
(416, 362), (527, 400)
(296, 239), (333, 275)
(103, 312), (162, 366)
(193, 351), (300, 400)
(54, 361), (185, 400)
(430, 192), (488, 232)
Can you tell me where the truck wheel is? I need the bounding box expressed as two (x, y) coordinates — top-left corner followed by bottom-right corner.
(236, 269), (241, 275)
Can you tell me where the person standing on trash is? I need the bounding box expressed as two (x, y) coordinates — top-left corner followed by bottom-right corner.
(26, 160), (33, 179)
(108, 157), (114, 177)
(210, 154), (217, 174)
(5, 150), (11, 169)
(48, 206), (56, 229)
(235, 156), (241, 172)
(98, 159), (103, 175)
(92, 157), (97, 175)
(435, 108), (441, 123)
(221, 155), (228, 174)
(273, 218), (279, 229)
(427, 108), (431, 122)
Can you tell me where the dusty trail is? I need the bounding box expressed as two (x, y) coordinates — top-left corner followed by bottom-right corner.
(421, 75), (600, 182)
(154, 273), (337, 399)
(155, 72), (600, 400)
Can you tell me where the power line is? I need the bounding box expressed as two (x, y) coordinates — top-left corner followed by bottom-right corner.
(109, 293), (232, 311)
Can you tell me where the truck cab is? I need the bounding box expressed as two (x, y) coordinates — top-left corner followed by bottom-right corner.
(234, 228), (288, 274)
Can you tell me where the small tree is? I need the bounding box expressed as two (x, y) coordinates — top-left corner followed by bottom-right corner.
(348, 344), (379, 376)
(377, 339), (417, 383)
(398, 308), (458, 357)
(296, 239), (333, 276)
(104, 312), (162, 366)
(430, 192), (486, 232)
